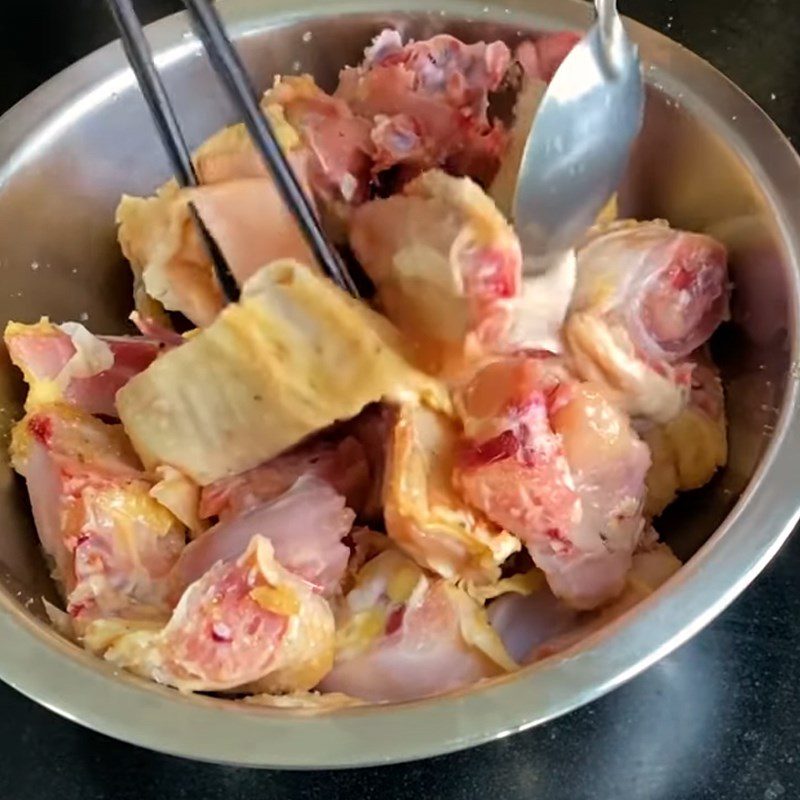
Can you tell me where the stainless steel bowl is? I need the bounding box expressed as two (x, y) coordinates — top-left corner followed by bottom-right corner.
(0, 0), (798, 768)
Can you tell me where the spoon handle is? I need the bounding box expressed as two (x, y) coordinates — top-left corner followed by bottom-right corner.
(594, 0), (625, 76)
(594, 0), (617, 18)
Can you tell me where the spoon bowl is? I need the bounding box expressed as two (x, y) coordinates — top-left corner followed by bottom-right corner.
(513, 0), (645, 256)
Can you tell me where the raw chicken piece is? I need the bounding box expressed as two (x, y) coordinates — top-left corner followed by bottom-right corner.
(10, 404), (185, 622)
(548, 381), (651, 608)
(116, 99), (319, 328)
(566, 220), (729, 423)
(188, 113), (319, 268)
(370, 113), (428, 174)
(116, 164), (316, 327)
(337, 29), (511, 183)
(576, 221), (729, 362)
(489, 541), (681, 663)
(116, 72), (379, 328)
(172, 476), (354, 598)
(454, 354), (580, 560)
(455, 355), (650, 609)
(319, 547), (515, 702)
(210, 406), (390, 529)
(93, 537), (335, 693)
(199, 433), (370, 522)
(383, 404), (519, 585)
(192, 115), (301, 185)
(195, 83), (373, 213)
(350, 169), (522, 373)
(5, 318), (162, 417)
(116, 260), (450, 486)
(485, 572), (576, 662)
(187, 175), (317, 283)
(359, 29), (510, 119)
(264, 75), (374, 206)
(644, 356), (728, 516)
(117, 182), (223, 327)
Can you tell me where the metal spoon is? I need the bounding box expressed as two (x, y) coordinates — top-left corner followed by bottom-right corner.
(512, 0), (645, 258)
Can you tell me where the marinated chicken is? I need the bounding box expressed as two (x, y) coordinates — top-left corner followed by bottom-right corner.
(350, 169), (522, 372)
(319, 543), (515, 702)
(566, 220), (729, 423)
(93, 537), (335, 694)
(10, 404), (185, 624)
(454, 354), (651, 609)
(115, 259), (449, 484)
(383, 404), (520, 585)
(6, 28), (730, 706)
(336, 29), (511, 184)
(5, 318), (162, 416)
(643, 356), (728, 516)
(488, 540), (682, 662)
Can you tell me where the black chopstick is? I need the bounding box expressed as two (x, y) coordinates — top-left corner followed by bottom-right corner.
(105, 0), (197, 186)
(105, 0), (239, 302)
(181, 0), (360, 298)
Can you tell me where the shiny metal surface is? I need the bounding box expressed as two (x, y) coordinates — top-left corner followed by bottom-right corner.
(0, 0), (797, 769)
(513, 0), (644, 255)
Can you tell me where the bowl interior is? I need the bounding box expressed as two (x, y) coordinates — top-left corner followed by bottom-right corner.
(0, 2), (791, 706)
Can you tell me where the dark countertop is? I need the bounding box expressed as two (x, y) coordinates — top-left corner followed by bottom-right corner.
(1, 2), (798, 798)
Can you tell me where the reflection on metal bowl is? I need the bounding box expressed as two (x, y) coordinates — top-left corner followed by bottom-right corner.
(0, 0), (798, 768)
